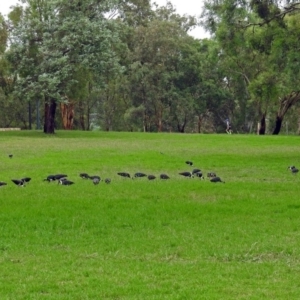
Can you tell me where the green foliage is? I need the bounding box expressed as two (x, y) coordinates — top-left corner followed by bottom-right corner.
(7, 0), (120, 103)
(1, 131), (300, 298)
(201, 0), (300, 133)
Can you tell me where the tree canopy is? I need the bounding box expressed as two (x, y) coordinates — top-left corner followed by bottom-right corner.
(1, 0), (300, 134)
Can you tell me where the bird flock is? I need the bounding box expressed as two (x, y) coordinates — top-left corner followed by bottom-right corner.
(0, 158), (225, 187)
(0, 155), (298, 187)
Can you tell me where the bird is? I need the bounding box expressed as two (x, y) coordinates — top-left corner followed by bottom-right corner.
(0, 182), (7, 187)
(192, 168), (201, 174)
(160, 174), (170, 180)
(80, 173), (89, 179)
(185, 161), (193, 166)
(21, 177), (31, 183)
(134, 172), (147, 178)
(43, 175), (56, 182)
(207, 172), (217, 178)
(288, 166), (299, 174)
(58, 178), (74, 185)
(92, 177), (100, 185)
(8, 154), (13, 158)
(11, 179), (26, 187)
(148, 175), (156, 180)
(105, 178), (111, 184)
(210, 176), (225, 183)
(54, 174), (68, 180)
(57, 177), (67, 184)
(179, 171), (193, 178)
(117, 172), (131, 178)
(194, 171), (204, 179)
(89, 175), (101, 181)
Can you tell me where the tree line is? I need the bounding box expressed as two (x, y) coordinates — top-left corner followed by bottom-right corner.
(0, 0), (299, 134)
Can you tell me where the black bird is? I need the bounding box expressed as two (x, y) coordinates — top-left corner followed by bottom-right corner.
(80, 173), (89, 179)
(179, 171), (193, 178)
(117, 172), (131, 178)
(9, 154), (13, 158)
(43, 175), (56, 182)
(192, 168), (201, 174)
(89, 175), (101, 181)
(61, 180), (74, 186)
(57, 177), (67, 184)
(160, 174), (170, 180)
(194, 171), (204, 179)
(207, 172), (217, 178)
(21, 177), (31, 183)
(54, 174), (68, 180)
(105, 178), (111, 184)
(11, 179), (26, 187)
(58, 178), (74, 185)
(210, 176), (225, 183)
(148, 175), (156, 180)
(288, 166), (299, 174)
(0, 182), (7, 187)
(185, 161), (193, 166)
(92, 177), (100, 185)
(134, 172), (147, 178)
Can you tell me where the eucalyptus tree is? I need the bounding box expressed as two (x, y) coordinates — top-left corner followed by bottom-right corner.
(201, 0), (300, 134)
(192, 39), (235, 133)
(126, 2), (198, 132)
(7, 0), (120, 133)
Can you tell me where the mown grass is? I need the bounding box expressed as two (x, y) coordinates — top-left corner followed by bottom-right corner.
(0, 131), (300, 299)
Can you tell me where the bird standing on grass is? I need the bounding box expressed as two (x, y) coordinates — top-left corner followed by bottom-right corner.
(92, 177), (100, 185)
(11, 179), (26, 187)
(192, 169), (201, 175)
(148, 175), (156, 180)
(80, 173), (89, 179)
(179, 172), (193, 178)
(89, 175), (101, 181)
(194, 172), (204, 179)
(0, 182), (7, 187)
(160, 174), (170, 180)
(21, 177), (31, 183)
(210, 176), (225, 183)
(185, 161), (193, 166)
(117, 172), (131, 178)
(58, 178), (74, 185)
(44, 175), (56, 182)
(54, 174), (68, 180)
(288, 166), (299, 174)
(105, 178), (111, 184)
(207, 172), (217, 178)
(134, 172), (147, 178)
(9, 154), (13, 158)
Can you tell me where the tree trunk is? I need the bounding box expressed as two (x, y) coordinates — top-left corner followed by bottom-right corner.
(143, 113), (148, 132)
(197, 116), (202, 133)
(156, 111), (163, 132)
(297, 109), (300, 135)
(60, 101), (74, 130)
(78, 100), (85, 130)
(177, 115), (187, 133)
(272, 91), (300, 135)
(44, 98), (57, 134)
(273, 115), (282, 135)
(258, 113), (266, 135)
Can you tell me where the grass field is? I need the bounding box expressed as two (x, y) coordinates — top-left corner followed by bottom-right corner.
(0, 131), (300, 299)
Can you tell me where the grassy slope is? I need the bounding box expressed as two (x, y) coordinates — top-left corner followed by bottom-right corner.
(0, 131), (300, 299)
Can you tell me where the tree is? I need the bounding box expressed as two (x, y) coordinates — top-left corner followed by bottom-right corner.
(201, 0), (300, 134)
(7, 0), (120, 133)
(125, 2), (198, 132)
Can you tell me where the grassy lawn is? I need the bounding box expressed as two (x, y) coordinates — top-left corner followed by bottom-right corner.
(0, 131), (300, 299)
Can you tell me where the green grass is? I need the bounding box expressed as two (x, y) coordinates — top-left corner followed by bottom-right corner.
(0, 131), (300, 299)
